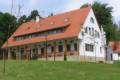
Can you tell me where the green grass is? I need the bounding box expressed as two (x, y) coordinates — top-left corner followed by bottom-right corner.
(0, 61), (120, 80)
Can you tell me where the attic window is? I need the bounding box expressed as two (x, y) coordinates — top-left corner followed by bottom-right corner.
(37, 26), (41, 30)
(90, 17), (94, 23)
(64, 18), (69, 22)
(27, 27), (30, 30)
(50, 21), (54, 25)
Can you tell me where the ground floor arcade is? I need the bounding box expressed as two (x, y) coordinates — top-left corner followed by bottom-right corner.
(8, 38), (79, 61)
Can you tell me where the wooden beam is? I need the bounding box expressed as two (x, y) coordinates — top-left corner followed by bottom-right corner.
(54, 41), (56, 61)
(64, 40), (67, 61)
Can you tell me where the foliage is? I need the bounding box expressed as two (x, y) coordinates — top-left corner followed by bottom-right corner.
(27, 10), (42, 22)
(92, 1), (113, 25)
(91, 1), (120, 43)
(0, 12), (17, 46)
(80, 3), (91, 8)
(0, 10), (42, 58)
(17, 15), (27, 26)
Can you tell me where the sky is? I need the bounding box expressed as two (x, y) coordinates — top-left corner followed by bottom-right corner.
(0, 0), (120, 24)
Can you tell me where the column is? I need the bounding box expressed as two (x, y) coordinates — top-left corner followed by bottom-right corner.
(53, 42), (56, 61)
(64, 40), (67, 61)
(8, 48), (12, 60)
(16, 48), (19, 60)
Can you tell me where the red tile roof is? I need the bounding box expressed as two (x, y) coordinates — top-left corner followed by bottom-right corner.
(2, 7), (91, 48)
(109, 41), (120, 53)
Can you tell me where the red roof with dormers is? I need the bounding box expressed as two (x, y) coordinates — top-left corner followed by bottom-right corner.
(2, 6), (91, 48)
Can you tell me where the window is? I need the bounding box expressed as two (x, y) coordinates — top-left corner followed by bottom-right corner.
(41, 48), (44, 53)
(64, 18), (69, 22)
(67, 44), (71, 51)
(85, 27), (88, 33)
(98, 32), (100, 38)
(92, 28), (94, 36)
(95, 30), (97, 37)
(89, 28), (92, 35)
(50, 22), (54, 25)
(95, 30), (100, 38)
(14, 27), (66, 41)
(90, 17), (94, 23)
(51, 46), (54, 52)
(20, 48), (24, 54)
(58, 45), (63, 52)
(85, 44), (94, 52)
(74, 43), (78, 51)
(100, 47), (102, 54)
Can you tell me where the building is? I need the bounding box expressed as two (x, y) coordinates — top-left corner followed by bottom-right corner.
(108, 41), (120, 61)
(2, 6), (106, 62)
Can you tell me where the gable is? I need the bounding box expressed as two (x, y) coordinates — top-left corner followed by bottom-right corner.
(78, 8), (101, 39)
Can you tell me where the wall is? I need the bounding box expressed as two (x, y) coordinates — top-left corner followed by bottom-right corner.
(112, 53), (120, 60)
(78, 8), (106, 58)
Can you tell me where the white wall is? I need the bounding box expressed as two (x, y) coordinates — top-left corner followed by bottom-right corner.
(78, 8), (106, 58)
(112, 53), (120, 60)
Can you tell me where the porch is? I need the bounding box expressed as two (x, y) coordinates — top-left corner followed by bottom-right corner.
(8, 38), (80, 61)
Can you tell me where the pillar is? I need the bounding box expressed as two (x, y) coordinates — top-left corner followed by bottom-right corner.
(64, 40), (67, 61)
(8, 48), (12, 60)
(16, 48), (19, 60)
(53, 42), (56, 61)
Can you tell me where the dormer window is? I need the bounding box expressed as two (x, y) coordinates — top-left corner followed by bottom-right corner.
(64, 18), (69, 22)
(90, 17), (94, 23)
(37, 26), (41, 31)
(50, 21), (54, 25)
(26, 27), (30, 31)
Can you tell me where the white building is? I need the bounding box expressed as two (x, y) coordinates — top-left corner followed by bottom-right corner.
(2, 6), (106, 62)
(108, 41), (120, 61)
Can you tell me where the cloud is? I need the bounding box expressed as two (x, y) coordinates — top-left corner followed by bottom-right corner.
(0, 0), (119, 23)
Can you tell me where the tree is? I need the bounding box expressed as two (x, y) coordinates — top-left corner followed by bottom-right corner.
(80, 3), (91, 9)
(92, 1), (113, 26)
(17, 15), (27, 26)
(91, 1), (120, 44)
(0, 12), (17, 47)
(27, 10), (42, 21)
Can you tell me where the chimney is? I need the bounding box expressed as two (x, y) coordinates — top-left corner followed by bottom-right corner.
(36, 16), (40, 22)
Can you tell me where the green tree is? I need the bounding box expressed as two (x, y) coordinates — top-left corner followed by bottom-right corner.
(92, 1), (113, 26)
(0, 12), (17, 46)
(91, 1), (119, 43)
(27, 10), (42, 21)
(17, 15), (27, 26)
(80, 3), (91, 9)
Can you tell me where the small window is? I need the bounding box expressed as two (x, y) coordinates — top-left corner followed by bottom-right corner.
(50, 21), (54, 25)
(90, 17), (94, 23)
(74, 43), (78, 51)
(92, 28), (94, 36)
(58, 45), (63, 52)
(41, 48), (44, 53)
(100, 47), (102, 54)
(89, 28), (91, 35)
(98, 32), (100, 38)
(64, 18), (69, 22)
(67, 44), (71, 51)
(51, 46), (54, 52)
(85, 27), (88, 33)
(85, 44), (94, 52)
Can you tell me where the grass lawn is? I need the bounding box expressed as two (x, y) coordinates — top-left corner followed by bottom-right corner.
(0, 61), (120, 80)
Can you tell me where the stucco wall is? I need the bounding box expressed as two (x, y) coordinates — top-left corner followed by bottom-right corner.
(78, 9), (106, 58)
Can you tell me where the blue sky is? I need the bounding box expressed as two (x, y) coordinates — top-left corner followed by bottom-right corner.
(0, 0), (120, 23)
